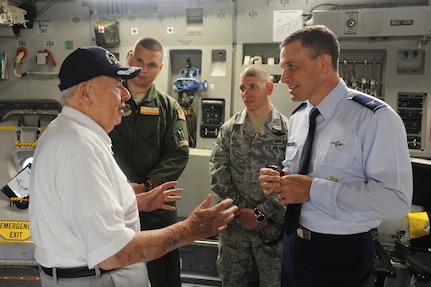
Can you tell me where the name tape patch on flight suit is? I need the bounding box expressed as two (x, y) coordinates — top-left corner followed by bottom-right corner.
(140, 106), (160, 115)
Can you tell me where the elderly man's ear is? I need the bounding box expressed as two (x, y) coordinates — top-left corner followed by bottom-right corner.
(77, 82), (91, 99)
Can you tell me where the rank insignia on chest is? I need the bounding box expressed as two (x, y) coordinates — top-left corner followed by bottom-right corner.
(140, 106), (160, 115)
(177, 108), (186, 121)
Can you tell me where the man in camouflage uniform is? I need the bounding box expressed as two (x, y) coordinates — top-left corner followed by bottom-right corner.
(209, 65), (288, 287)
(109, 37), (189, 287)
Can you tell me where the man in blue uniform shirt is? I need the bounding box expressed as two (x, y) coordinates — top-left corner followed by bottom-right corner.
(259, 25), (412, 287)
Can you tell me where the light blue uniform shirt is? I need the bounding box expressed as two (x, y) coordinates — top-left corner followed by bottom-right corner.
(283, 79), (412, 235)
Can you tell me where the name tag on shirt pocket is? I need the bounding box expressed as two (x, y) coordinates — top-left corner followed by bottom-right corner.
(319, 149), (355, 169)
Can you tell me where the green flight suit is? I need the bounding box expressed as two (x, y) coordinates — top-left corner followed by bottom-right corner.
(109, 82), (190, 287)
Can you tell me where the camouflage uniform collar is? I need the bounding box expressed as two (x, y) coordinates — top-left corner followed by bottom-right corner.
(234, 104), (286, 133)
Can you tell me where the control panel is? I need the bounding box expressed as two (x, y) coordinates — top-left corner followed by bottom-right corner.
(312, 6), (431, 38)
(200, 98), (225, 138)
(397, 92), (426, 151)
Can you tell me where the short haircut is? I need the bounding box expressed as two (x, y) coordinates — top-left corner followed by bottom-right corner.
(280, 25), (340, 70)
(240, 64), (271, 83)
(133, 37), (163, 53)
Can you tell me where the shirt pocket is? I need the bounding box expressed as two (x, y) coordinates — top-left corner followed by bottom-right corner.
(317, 149), (356, 179)
(285, 145), (299, 160)
(319, 149), (355, 169)
(283, 145), (299, 171)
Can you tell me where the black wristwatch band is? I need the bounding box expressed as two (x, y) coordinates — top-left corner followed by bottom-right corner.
(144, 181), (154, 192)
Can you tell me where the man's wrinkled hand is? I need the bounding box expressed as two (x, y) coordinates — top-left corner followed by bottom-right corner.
(136, 181), (182, 212)
(186, 194), (238, 239)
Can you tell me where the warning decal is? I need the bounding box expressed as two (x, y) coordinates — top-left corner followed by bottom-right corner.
(0, 220), (31, 241)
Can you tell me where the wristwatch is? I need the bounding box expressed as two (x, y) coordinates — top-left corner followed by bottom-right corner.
(253, 207), (265, 222)
(144, 180), (154, 192)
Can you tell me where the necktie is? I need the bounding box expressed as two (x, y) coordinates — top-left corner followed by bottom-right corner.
(284, 107), (320, 235)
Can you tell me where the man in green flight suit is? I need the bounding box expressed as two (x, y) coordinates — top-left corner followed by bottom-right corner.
(109, 37), (190, 287)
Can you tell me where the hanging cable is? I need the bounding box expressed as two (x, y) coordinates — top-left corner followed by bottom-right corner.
(13, 48), (26, 78)
(13, 47), (58, 78)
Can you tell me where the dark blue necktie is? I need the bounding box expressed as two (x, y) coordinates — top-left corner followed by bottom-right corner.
(284, 107), (320, 235)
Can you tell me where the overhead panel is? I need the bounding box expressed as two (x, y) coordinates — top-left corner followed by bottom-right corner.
(313, 6), (431, 38)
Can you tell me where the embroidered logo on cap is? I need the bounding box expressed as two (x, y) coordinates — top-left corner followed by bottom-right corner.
(105, 51), (119, 64)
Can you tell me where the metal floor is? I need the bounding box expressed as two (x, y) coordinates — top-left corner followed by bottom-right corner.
(3, 266), (431, 287)
(0, 266), (219, 287)
(0, 266), (40, 287)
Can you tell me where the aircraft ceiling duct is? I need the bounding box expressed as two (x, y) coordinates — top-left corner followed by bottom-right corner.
(312, 6), (431, 38)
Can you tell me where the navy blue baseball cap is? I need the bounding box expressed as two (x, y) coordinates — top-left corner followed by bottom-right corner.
(58, 46), (141, 91)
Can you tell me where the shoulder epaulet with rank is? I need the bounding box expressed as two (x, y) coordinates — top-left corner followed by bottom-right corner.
(291, 102), (307, 115)
(349, 94), (387, 112)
